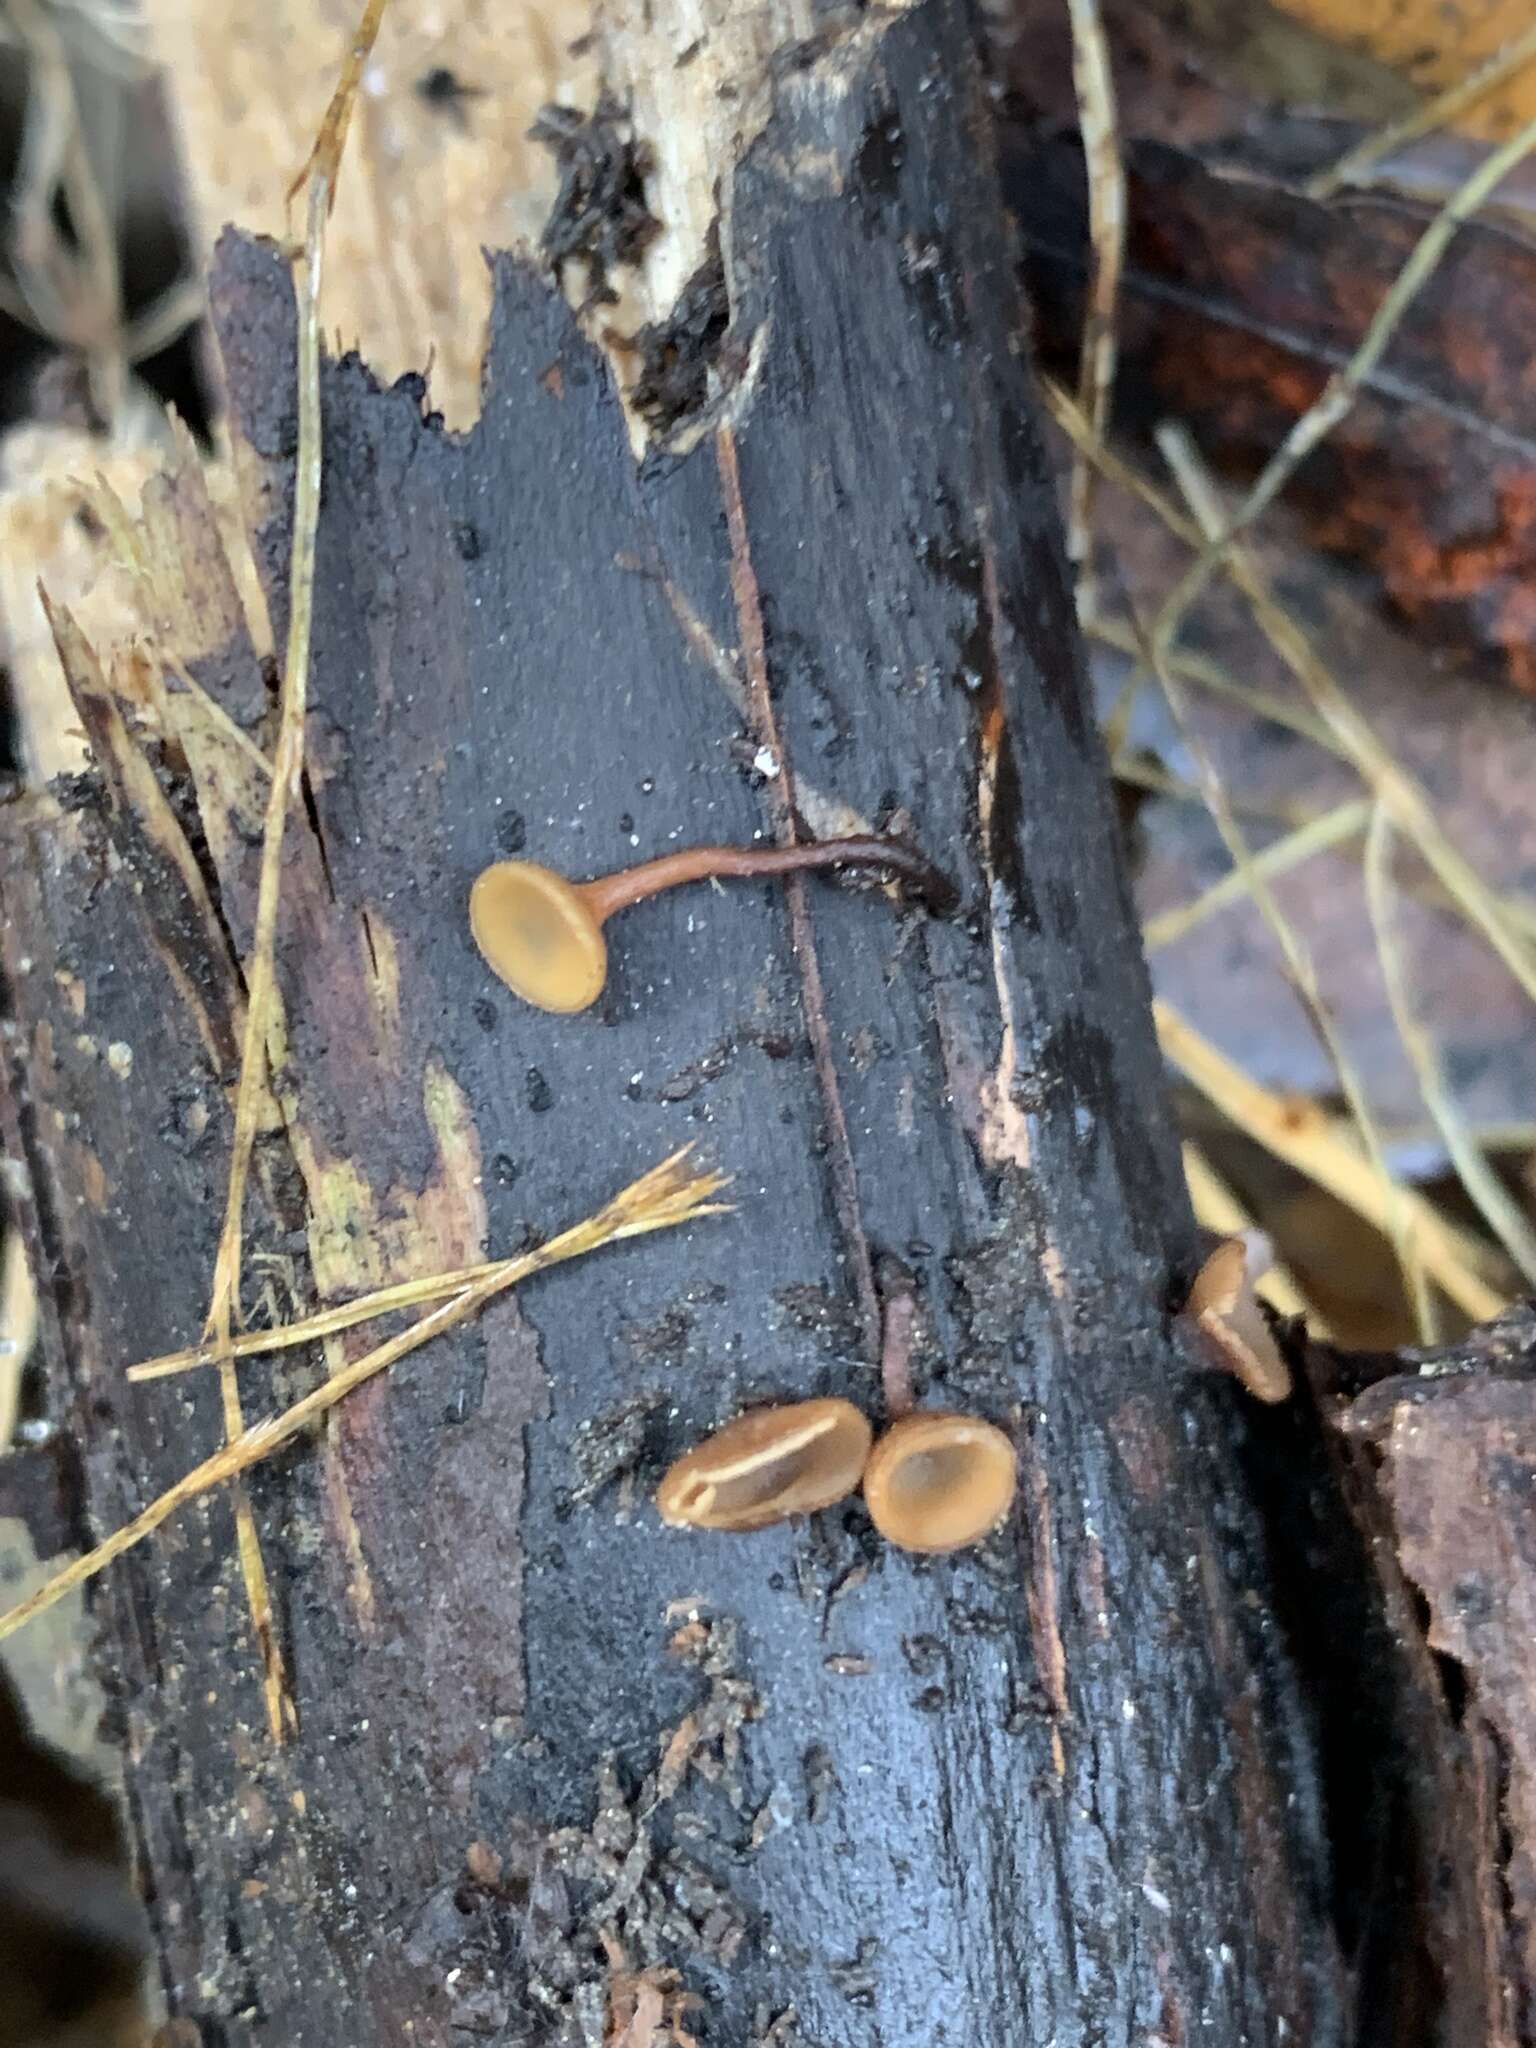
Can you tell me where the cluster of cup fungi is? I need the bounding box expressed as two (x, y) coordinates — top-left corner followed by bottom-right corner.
(469, 831), (1290, 1559)
(655, 1397), (1020, 1553)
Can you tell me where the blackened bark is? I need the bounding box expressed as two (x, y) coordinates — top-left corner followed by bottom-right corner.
(0, 2), (1350, 2042)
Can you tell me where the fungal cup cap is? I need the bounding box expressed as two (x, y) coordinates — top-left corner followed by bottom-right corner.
(1186, 1237), (1292, 1404)
(469, 860), (607, 1014)
(657, 1397), (873, 1532)
(862, 1411), (1018, 1554)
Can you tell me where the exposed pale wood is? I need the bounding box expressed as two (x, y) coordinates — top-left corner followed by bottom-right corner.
(143, 0), (596, 427)
(0, 426), (155, 782)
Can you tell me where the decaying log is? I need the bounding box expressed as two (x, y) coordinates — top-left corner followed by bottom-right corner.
(1329, 1308), (1536, 2048)
(0, 0), (1369, 2041)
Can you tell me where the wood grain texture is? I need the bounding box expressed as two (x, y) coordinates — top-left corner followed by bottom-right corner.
(1, 2), (1346, 2040)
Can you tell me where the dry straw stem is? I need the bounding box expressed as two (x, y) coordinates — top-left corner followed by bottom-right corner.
(1362, 806), (1536, 1287)
(1143, 799), (1373, 951)
(1062, 0), (1125, 618)
(1160, 429), (1536, 1011)
(1151, 108), (1536, 662)
(0, 1147), (730, 1650)
(1112, 756), (1331, 831)
(1307, 21), (1536, 200)
(1046, 384), (1536, 968)
(1156, 1001), (1506, 1323)
(1180, 1143), (1320, 1328)
(1123, 536), (1434, 1337)
(200, 0), (390, 1745)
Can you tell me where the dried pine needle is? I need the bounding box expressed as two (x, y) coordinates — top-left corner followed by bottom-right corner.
(1063, 0), (1125, 621)
(1143, 800), (1372, 952)
(129, 1153), (734, 1383)
(200, 0), (390, 1744)
(131, 1255), (534, 1382)
(1308, 23), (1536, 201)
(0, 1148), (730, 1649)
(1151, 107), (1536, 659)
(1362, 806), (1536, 1288)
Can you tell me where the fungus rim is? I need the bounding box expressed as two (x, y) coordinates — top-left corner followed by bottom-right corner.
(1186, 1236), (1292, 1404)
(656, 1396), (873, 1532)
(862, 1409), (1018, 1554)
(468, 859), (608, 1014)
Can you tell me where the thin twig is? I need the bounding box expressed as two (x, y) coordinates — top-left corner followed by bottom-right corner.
(1362, 805), (1536, 1288)
(0, 1149), (730, 1649)
(1151, 108), (1536, 661)
(200, 0), (390, 1745)
(1063, 0), (1125, 621)
(1308, 23), (1536, 200)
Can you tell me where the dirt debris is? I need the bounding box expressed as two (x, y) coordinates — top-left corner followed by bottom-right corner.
(522, 1615), (767, 2042)
(532, 93), (659, 311)
(565, 1395), (665, 1515)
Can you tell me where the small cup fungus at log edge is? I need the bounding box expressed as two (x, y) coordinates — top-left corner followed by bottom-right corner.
(1184, 1236), (1293, 1405)
(861, 1411), (1019, 1554)
(469, 834), (959, 1014)
(656, 1397), (874, 1531)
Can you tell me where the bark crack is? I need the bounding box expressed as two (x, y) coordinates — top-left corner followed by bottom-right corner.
(715, 420), (881, 1364)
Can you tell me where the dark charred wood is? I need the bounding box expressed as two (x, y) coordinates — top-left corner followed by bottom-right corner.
(0, 2), (1364, 2042)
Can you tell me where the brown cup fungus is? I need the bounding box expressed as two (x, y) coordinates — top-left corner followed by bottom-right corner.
(470, 836), (958, 1014)
(862, 1411), (1018, 1554)
(1185, 1236), (1292, 1404)
(656, 1397), (873, 1532)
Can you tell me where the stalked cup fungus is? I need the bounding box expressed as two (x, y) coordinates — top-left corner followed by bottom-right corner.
(656, 1397), (873, 1532)
(469, 836), (958, 1013)
(862, 1411), (1018, 1554)
(1185, 1236), (1292, 1404)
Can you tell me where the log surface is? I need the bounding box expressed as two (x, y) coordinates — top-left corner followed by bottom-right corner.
(0, 3), (1345, 2042)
